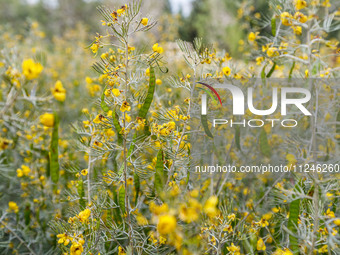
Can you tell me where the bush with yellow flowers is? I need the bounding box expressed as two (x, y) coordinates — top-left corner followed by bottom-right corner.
(0, 0), (339, 254)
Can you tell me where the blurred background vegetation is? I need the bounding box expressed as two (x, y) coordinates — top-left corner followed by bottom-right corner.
(0, 0), (271, 57)
(1, 0), (339, 57)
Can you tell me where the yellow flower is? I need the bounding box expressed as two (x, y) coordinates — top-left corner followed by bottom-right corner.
(292, 26), (302, 35)
(267, 47), (278, 57)
(8, 201), (19, 213)
(157, 214), (177, 235)
(248, 32), (259, 42)
(78, 208), (91, 222)
(321, 0), (331, 8)
(70, 242), (83, 255)
(22, 59), (43, 80)
(334, 219), (340, 226)
(57, 233), (72, 246)
(141, 18), (148, 26)
(294, 0), (307, 10)
(156, 79), (162, 85)
(40, 113), (54, 127)
(81, 169), (88, 176)
(145, 68), (150, 76)
(118, 246), (126, 255)
(294, 12), (308, 23)
(112, 88), (120, 97)
(227, 243), (241, 255)
(286, 153), (297, 167)
(91, 43), (99, 54)
(136, 214), (148, 226)
(257, 238), (266, 251)
(203, 195), (219, 218)
(120, 101), (131, 112)
(52, 80), (66, 102)
(222, 66), (231, 76)
(152, 43), (164, 54)
(22, 165), (31, 175)
(280, 12), (293, 26)
(93, 114), (105, 124)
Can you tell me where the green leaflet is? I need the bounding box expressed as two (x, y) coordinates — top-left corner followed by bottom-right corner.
(78, 180), (86, 209)
(261, 64), (267, 79)
(101, 87), (109, 112)
(118, 185), (126, 214)
(288, 199), (300, 254)
(289, 61), (295, 79)
(266, 62), (277, 78)
(235, 125), (241, 150)
(201, 114), (213, 138)
(50, 112), (60, 183)
(134, 172), (140, 203)
(259, 128), (271, 157)
(154, 149), (164, 195)
(112, 109), (123, 146)
(24, 204), (30, 226)
(271, 17), (276, 36)
(138, 65), (155, 119)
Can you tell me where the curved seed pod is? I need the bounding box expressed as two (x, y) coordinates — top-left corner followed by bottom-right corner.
(118, 185), (126, 214)
(50, 112), (60, 183)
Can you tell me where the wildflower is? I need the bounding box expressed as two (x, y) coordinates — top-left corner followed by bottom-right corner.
(52, 80), (66, 102)
(280, 12), (293, 26)
(93, 114), (105, 124)
(325, 208), (335, 218)
(145, 68), (150, 76)
(292, 26), (302, 35)
(120, 101), (131, 112)
(22, 59), (43, 80)
(294, 0), (307, 10)
(70, 242), (84, 255)
(222, 66), (231, 76)
(40, 113), (54, 127)
(17, 165), (30, 177)
(8, 201), (19, 213)
(81, 169), (88, 176)
(156, 79), (162, 85)
(157, 214), (177, 235)
(227, 243), (241, 255)
(0, 137), (11, 150)
(117, 5), (127, 16)
(257, 238), (266, 251)
(141, 18), (148, 26)
(256, 56), (264, 65)
(57, 233), (72, 246)
(152, 43), (164, 54)
(248, 32), (259, 42)
(78, 208), (91, 222)
(112, 88), (120, 97)
(286, 153), (297, 166)
(334, 219), (340, 226)
(321, 0), (331, 8)
(136, 214), (148, 226)
(267, 47), (278, 57)
(118, 246), (126, 255)
(91, 43), (99, 54)
(305, 69), (309, 77)
(294, 12), (308, 23)
(150, 201), (169, 215)
(203, 195), (219, 218)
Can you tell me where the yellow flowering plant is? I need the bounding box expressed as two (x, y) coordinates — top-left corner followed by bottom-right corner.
(0, 0), (339, 254)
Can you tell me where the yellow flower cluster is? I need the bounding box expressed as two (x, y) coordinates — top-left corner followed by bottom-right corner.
(52, 80), (66, 102)
(22, 58), (43, 80)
